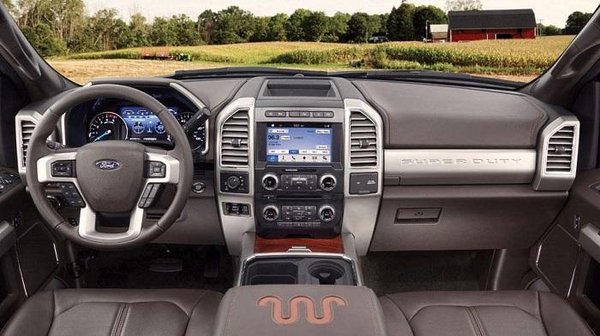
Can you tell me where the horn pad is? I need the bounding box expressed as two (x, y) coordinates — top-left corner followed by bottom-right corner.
(76, 141), (146, 213)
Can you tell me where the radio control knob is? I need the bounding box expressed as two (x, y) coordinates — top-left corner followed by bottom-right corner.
(319, 205), (335, 222)
(263, 205), (279, 221)
(262, 173), (279, 191)
(319, 175), (337, 191)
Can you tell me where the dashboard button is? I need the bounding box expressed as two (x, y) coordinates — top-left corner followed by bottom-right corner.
(312, 111), (324, 117)
(226, 175), (241, 190)
(288, 111), (301, 117)
(266, 111), (286, 117)
(323, 111), (335, 118)
(299, 111), (311, 118)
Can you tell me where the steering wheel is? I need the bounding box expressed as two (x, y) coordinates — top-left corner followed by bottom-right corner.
(25, 84), (193, 249)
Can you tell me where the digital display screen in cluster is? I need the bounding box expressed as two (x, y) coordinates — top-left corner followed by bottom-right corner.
(120, 106), (176, 141)
(266, 124), (333, 164)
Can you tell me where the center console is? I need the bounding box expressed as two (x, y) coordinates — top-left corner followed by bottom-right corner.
(254, 117), (345, 237)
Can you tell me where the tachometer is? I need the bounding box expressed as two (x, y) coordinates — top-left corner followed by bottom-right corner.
(88, 112), (128, 142)
(177, 112), (207, 151)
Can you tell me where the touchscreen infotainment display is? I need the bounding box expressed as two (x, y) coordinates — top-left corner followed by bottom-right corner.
(266, 124), (333, 164)
(120, 106), (175, 142)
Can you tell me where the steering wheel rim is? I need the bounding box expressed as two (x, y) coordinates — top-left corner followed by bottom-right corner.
(25, 84), (194, 250)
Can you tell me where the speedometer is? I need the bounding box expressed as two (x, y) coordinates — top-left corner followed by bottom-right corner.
(177, 112), (207, 151)
(88, 112), (128, 142)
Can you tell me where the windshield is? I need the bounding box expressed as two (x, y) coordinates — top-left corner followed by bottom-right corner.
(3, 0), (596, 84)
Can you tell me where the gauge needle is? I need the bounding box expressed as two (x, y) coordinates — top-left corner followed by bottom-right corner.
(94, 130), (112, 142)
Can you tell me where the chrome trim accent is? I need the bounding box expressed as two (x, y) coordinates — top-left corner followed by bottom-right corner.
(216, 98), (256, 256)
(386, 149), (537, 185)
(533, 116), (580, 191)
(261, 173), (279, 191)
(169, 82), (210, 155)
(319, 174), (336, 191)
(343, 99), (384, 256)
(14, 249), (29, 297)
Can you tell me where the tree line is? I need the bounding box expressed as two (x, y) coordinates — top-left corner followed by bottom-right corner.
(0, 0), (593, 57)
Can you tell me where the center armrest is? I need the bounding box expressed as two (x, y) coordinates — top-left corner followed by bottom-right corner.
(213, 285), (387, 336)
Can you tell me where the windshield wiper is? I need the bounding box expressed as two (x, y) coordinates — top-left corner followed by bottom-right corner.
(335, 70), (522, 90)
(169, 67), (328, 80)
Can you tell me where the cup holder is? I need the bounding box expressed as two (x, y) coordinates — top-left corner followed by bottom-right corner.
(308, 261), (346, 285)
(241, 257), (355, 286)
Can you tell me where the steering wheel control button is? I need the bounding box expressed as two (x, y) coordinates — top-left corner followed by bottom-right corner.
(349, 173), (379, 195)
(146, 161), (166, 178)
(220, 172), (248, 193)
(138, 183), (162, 208)
(56, 182), (85, 208)
(51, 160), (75, 177)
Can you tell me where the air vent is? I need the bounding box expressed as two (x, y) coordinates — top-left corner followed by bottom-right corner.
(546, 125), (575, 173)
(220, 110), (250, 167)
(18, 119), (37, 169)
(350, 110), (378, 167)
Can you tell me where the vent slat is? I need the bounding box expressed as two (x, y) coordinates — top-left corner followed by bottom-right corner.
(221, 110), (250, 166)
(545, 126), (575, 174)
(19, 120), (37, 168)
(350, 111), (378, 167)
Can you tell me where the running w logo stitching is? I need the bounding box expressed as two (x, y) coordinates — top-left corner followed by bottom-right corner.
(257, 295), (347, 325)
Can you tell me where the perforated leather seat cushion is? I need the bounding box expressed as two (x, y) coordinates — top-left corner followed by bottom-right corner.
(380, 290), (596, 336)
(1, 289), (222, 336)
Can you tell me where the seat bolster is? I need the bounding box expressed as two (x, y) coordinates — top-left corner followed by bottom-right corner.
(379, 296), (415, 336)
(539, 292), (597, 336)
(1, 291), (55, 336)
(185, 290), (225, 336)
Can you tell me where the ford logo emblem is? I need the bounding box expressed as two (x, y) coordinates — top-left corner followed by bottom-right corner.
(95, 160), (120, 171)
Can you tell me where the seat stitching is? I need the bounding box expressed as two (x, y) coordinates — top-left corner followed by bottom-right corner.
(409, 303), (544, 324)
(55, 299), (191, 318)
(465, 307), (482, 336)
(115, 304), (130, 336)
(110, 304), (126, 336)
(469, 307), (488, 336)
(382, 295), (416, 335)
(46, 291), (57, 336)
(536, 292), (550, 336)
(182, 290), (209, 336)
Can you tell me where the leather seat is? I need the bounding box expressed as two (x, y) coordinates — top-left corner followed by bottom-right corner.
(380, 290), (595, 336)
(1, 288), (222, 336)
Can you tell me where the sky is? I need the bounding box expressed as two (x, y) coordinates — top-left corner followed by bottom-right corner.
(83, 0), (598, 27)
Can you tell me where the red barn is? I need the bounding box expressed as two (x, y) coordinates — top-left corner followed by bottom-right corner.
(448, 9), (537, 42)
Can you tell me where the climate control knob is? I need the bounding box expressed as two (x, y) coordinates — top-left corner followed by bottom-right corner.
(319, 205), (336, 222)
(262, 173), (279, 191)
(319, 175), (337, 191)
(262, 205), (280, 221)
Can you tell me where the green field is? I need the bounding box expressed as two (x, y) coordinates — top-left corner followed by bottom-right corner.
(53, 36), (573, 82)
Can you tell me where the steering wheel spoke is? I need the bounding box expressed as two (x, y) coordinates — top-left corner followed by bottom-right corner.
(144, 151), (181, 184)
(78, 204), (145, 244)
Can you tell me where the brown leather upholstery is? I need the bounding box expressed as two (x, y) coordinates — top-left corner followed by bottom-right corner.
(213, 285), (387, 336)
(1, 289), (222, 336)
(380, 291), (596, 336)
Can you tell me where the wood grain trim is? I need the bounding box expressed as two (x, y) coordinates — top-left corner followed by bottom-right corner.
(254, 236), (343, 254)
